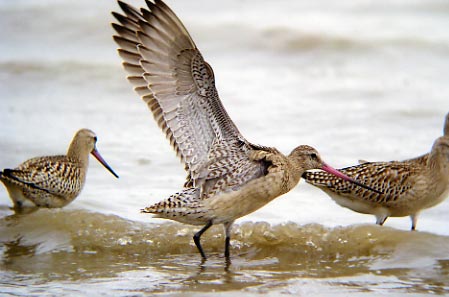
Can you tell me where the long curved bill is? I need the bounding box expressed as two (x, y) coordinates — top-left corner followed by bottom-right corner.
(321, 163), (382, 194)
(91, 148), (119, 178)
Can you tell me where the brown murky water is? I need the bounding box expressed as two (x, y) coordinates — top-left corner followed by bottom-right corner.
(1, 209), (448, 295)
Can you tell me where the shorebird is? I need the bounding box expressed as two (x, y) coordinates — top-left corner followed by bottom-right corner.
(0, 129), (119, 210)
(303, 112), (449, 231)
(112, 0), (377, 259)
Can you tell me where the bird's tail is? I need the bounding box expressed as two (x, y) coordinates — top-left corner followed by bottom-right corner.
(0, 169), (11, 179)
(141, 188), (201, 216)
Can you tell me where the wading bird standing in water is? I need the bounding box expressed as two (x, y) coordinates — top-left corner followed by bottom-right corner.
(0, 129), (119, 210)
(112, 0), (377, 260)
(304, 112), (449, 231)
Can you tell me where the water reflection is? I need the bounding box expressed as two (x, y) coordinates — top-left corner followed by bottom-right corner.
(3, 237), (38, 264)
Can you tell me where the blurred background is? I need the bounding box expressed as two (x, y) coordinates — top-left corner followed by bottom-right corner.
(0, 0), (448, 295)
(1, 0), (448, 230)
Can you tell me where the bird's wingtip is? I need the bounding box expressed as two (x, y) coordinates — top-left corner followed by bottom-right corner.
(141, 207), (151, 213)
(1, 169), (12, 177)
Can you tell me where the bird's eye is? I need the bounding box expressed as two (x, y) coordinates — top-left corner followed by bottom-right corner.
(93, 136), (98, 142)
(311, 153), (318, 159)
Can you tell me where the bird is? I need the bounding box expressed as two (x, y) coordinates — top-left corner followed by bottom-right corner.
(303, 112), (449, 231)
(0, 128), (119, 210)
(111, 0), (378, 259)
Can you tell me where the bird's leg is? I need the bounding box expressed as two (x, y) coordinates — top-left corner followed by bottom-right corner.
(410, 214), (418, 231)
(12, 201), (23, 213)
(193, 220), (213, 259)
(376, 215), (388, 226)
(224, 221), (234, 259)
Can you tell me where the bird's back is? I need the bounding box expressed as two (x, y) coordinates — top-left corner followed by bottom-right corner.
(112, 0), (267, 200)
(1, 155), (85, 208)
(303, 160), (428, 215)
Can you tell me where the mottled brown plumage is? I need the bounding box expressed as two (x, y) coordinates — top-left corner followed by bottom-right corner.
(303, 112), (449, 230)
(112, 0), (371, 259)
(0, 129), (118, 210)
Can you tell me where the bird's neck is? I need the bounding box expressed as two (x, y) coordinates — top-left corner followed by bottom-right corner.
(428, 150), (449, 192)
(67, 140), (89, 166)
(285, 159), (305, 192)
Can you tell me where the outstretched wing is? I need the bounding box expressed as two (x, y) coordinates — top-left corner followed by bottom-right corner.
(112, 0), (265, 194)
(303, 161), (422, 206)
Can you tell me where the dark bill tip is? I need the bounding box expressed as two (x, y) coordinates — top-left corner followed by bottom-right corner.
(91, 149), (119, 178)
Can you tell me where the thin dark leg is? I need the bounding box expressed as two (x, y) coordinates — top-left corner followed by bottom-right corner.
(224, 256), (231, 272)
(224, 237), (231, 258)
(193, 221), (213, 259)
(224, 221), (234, 260)
(410, 214), (418, 231)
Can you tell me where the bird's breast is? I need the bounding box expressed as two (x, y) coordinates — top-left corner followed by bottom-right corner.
(203, 170), (290, 223)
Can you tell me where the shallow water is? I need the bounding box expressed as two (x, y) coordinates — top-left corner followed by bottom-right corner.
(1, 209), (449, 295)
(1, 0), (449, 295)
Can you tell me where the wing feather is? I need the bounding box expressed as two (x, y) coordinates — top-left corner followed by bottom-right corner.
(112, 0), (264, 195)
(2, 156), (82, 198)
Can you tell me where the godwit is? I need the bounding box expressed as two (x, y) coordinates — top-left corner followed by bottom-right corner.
(303, 112), (449, 231)
(0, 129), (119, 210)
(112, 0), (377, 259)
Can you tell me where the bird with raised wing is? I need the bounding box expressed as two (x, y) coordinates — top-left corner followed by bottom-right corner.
(0, 129), (119, 210)
(112, 0), (377, 259)
(303, 112), (449, 230)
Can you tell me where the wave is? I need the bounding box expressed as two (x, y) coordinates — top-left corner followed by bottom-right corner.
(1, 209), (448, 266)
(261, 27), (449, 53)
(265, 28), (448, 54)
(189, 22), (449, 54)
(0, 60), (128, 96)
(0, 61), (119, 77)
(1, 208), (449, 296)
